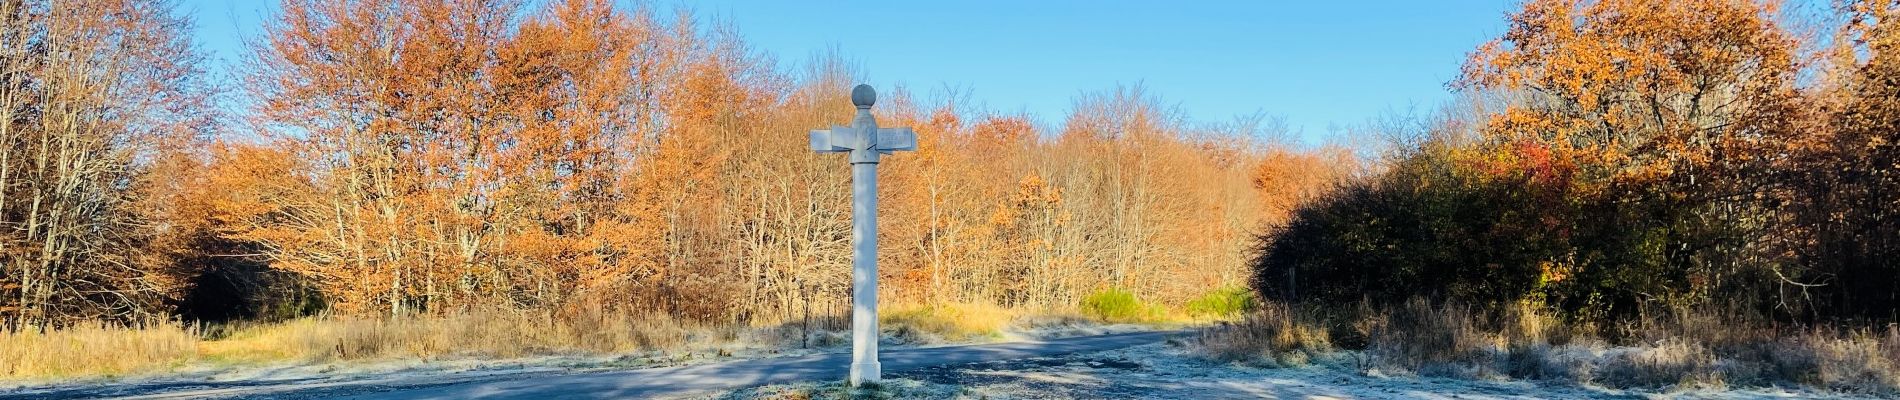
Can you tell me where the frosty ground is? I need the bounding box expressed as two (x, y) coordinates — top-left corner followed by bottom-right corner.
(3, 325), (1886, 399)
(707, 342), (1886, 400)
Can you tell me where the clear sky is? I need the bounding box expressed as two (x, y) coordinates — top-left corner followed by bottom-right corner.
(179, 0), (1518, 143)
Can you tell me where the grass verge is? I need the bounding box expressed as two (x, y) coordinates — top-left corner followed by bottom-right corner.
(3, 299), (1192, 383)
(1194, 298), (1900, 394)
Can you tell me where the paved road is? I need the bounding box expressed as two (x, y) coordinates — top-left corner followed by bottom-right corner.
(37, 330), (1183, 399)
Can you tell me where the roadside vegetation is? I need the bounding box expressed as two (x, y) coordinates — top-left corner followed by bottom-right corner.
(3, 310), (708, 380)
(4, 0), (1897, 396)
(1199, 300), (1900, 393)
(1, 294), (1203, 382)
(1202, 0), (1900, 395)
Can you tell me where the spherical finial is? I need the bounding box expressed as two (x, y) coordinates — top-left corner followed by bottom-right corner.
(851, 84), (876, 108)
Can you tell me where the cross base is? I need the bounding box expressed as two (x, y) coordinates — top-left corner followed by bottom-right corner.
(850, 361), (882, 386)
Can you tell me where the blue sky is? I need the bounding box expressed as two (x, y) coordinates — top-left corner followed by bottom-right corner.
(179, 0), (1516, 143)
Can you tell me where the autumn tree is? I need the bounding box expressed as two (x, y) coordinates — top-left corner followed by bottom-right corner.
(1782, 0), (1900, 319)
(1455, 0), (1806, 318)
(0, 0), (216, 329)
(232, 0), (740, 316)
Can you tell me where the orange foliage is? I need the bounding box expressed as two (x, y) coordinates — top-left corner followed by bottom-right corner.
(2, 0), (1358, 328)
(1459, 0), (1804, 198)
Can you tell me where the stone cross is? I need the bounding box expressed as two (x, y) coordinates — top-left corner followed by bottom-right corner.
(809, 84), (914, 386)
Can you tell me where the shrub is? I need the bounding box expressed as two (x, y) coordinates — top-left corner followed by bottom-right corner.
(1251, 159), (1566, 314)
(1186, 286), (1259, 320)
(1079, 287), (1159, 323)
(1250, 138), (1770, 326)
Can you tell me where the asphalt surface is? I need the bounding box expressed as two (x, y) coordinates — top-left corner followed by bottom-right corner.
(18, 330), (1184, 399)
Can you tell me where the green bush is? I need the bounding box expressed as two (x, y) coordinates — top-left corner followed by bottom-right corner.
(1080, 287), (1157, 323)
(1186, 286), (1259, 319)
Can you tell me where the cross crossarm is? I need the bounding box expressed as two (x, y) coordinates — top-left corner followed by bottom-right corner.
(810, 126), (855, 153)
(875, 128), (916, 153)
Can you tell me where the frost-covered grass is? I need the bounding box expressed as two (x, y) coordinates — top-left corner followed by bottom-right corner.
(1193, 299), (1900, 396)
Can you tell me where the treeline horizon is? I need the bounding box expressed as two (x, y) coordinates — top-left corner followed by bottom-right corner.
(0, 0), (1355, 330)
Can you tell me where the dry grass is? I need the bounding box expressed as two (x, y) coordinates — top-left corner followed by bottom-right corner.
(881, 302), (1015, 344)
(2, 302), (1167, 382)
(1195, 299), (1900, 393)
(217, 309), (703, 362)
(1755, 328), (1900, 391)
(1596, 338), (1722, 388)
(1366, 299), (1499, 376)
(1195, 303), (1331, 367)
(0, 321), (197, 379)
(2, 309), (718, 382)
(880, 301), (1187, 345)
